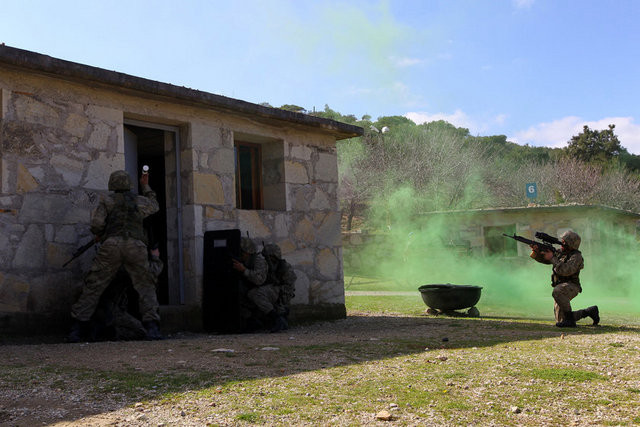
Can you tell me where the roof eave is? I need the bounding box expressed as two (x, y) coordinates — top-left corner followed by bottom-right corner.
(0, 45), (363, 140)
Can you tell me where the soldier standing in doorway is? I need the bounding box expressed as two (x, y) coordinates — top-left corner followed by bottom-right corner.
(68, 169), (162, 342)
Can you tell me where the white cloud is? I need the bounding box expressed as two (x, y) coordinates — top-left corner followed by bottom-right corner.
(512, 116), (640, 154)
(494, 114), (508, 125)
(390, 56), (425, 68)
(512, 0), (534, 9)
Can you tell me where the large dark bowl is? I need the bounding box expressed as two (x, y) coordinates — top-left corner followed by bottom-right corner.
(418, 284), (482, 311)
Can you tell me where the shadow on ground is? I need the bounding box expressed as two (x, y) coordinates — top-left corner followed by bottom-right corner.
(0, 313), (637, 425)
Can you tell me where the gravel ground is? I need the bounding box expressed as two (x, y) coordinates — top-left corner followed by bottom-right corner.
(1, 312), (638, 426)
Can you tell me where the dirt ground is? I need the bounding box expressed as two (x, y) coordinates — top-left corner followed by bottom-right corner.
(1, 313), (638, 426)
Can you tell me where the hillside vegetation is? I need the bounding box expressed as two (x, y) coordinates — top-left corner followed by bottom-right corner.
(287, 105), (640, 229)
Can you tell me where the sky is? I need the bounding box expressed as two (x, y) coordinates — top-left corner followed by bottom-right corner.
(3, 0), (640, 152)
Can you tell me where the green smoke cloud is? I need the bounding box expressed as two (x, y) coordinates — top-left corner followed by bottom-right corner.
(345, 171), (639, 322)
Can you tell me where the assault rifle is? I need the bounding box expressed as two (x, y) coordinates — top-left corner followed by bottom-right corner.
(63, 235), (101, 267)
(502, 231), (563, 253)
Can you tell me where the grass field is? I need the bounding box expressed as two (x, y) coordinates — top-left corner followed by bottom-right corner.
(345, 274), (640, 326)
(0, 276), (638, 425)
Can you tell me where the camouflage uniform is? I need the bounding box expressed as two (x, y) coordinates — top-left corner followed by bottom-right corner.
(262, 243), (297, 316)
(92, 252), (164, 341)
(71, 171), (160, 327)
(236, 238), (268, 314)
(531, 230), (599, 327)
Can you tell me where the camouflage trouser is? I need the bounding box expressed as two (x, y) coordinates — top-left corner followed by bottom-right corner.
(246, 284), (280, 315)
(71, 237), (160, 322)
(552, 282), (580, 322)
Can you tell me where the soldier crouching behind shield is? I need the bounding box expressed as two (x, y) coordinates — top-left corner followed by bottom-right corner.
(233, 237), (267, 330)
(529, 230), (599, 327)
(67, 170), (162, 342)
(261, 243), (297, 332)
(233, 239), (296, 333)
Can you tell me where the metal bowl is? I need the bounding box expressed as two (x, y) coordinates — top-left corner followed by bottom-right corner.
(418, 284), (482, 311)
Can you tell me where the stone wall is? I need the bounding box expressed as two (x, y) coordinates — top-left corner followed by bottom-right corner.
(0, 66), (346, 334)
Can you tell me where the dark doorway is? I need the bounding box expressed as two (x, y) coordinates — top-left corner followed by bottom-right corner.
(124, 124), (170, 304)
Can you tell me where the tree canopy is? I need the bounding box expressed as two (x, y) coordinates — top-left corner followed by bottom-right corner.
(565, 124), (623, 163)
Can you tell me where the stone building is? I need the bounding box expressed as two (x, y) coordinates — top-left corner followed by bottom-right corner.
(420, 204), (640, 258)
(0, 45), (362, 335)
(342, 204), (640, 273)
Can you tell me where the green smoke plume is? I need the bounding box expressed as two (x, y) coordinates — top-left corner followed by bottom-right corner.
(340, 125), (640, 322)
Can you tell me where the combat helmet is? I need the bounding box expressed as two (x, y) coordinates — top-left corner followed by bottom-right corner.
(560, 230), (581, 250)
(108, 170), (132, 192)
(262, 243), (282, 260)
(240, 237), (257, 254)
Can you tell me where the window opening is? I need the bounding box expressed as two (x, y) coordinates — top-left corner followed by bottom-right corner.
(484, 224), (517, 256)
(235, 141), (263, 210)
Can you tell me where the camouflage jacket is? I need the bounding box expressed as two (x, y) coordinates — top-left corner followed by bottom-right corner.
(266, 259), (296, 285)
(266, 259), (297, 303)
(242, 253), (268, 287)
(531, 248), (583, 290)
(90, 184), (159, 241)
(550, 249), (583, 290)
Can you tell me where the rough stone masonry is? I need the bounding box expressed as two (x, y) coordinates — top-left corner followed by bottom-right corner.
(0, 45), (362, 334)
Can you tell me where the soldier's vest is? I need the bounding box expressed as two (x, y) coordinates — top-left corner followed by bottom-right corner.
(551, 249), (582, 292)
(104, 192), (146, 243)
(268, 259), (295, 301)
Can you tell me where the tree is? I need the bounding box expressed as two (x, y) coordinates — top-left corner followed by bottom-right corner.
(374, 115), (414, 130)
(279, 104), (306, 113)
(419, 120), (469, 139)
(310, 104), (345, 122)
(565, 124), (623, 163)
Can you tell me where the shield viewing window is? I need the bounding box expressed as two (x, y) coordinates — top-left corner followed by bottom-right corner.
(235, 141), (263, 210)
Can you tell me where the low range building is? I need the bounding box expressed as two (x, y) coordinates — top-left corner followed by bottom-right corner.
(0, 45), (363, 336)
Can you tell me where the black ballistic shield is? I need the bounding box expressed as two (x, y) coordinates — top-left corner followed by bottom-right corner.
(203, 229), (242, 333)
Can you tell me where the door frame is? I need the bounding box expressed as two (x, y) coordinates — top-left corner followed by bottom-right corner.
(124, 118), (185, 304)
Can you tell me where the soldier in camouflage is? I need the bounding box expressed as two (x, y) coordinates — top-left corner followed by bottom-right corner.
(90, 247), (164, 341)
(233, 237), (268, 331)
(261, 243), (297, 332)
(68, 170), (162, 342)
(530, 230), (599, 327)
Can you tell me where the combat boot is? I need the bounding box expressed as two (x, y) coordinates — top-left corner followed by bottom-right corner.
(270, 315), (289, 333)
(584, 305), (600, 326)
(67, 320), (90, 343)
(143, 321), (163, 340)
(555, 311), (577, 328)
